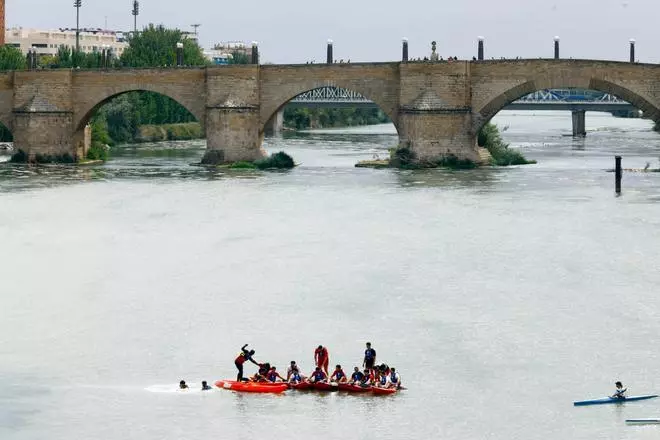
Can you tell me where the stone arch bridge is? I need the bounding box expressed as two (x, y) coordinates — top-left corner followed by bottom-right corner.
(3, 59), (660, 163)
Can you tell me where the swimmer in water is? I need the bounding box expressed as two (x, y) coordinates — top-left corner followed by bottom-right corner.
(179, 380), (189, 389)
(201, 381), (212, 391)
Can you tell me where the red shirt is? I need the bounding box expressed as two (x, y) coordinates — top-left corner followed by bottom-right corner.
(315, 347), (328, 361)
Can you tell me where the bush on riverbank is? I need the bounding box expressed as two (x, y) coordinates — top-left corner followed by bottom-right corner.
(283, 107), (391, 130)
(136, 122), (203, 143)
(478, 123), (536, 166)
(388, 146), (477, 170)
(254, 151), (295, 170)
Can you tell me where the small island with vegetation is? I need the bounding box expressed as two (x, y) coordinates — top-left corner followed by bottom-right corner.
(357, 123), (536, 170)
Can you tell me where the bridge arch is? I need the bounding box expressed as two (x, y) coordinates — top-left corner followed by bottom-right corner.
(473, 77), (660, 134)
(259, 64), (401, 135)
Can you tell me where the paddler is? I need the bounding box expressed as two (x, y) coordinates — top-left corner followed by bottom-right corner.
(314, 345), (330, 375)
(350, 367), (364, 385)
(612, 381), (627, 399)
(330, 364), (348, 383)
(266, 366), (285, 382)
(234, 344), (259, 381)
(389, 368), (401, 389)
(360, 369), (374, 386)
(286, 361), (300, 381)
(308, 367), (328, 384)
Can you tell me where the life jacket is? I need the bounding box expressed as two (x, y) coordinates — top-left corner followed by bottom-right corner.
(313, 371), (326, 381)
(352, 372), (363, 382)
(390, 373), (399, 384)
(291, 372), (302, 382)
(267, 371), (278, 382)
(333, 370), (345, 380)
(379, 375), (387, 385)
(235, 353), (248, 365)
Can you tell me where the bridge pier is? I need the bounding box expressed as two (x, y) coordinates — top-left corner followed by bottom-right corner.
(202, 108), (265, 164)
(263, 109), (284, 136)
(12, 109), (77, 161)
(399, 112), (480, 163)
(572, 110), (586, 137)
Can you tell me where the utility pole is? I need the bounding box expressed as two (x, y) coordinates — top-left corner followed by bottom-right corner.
(74, 0), (82, 53)
(132, 1), (139, 33)
(191, 24), (201, 38)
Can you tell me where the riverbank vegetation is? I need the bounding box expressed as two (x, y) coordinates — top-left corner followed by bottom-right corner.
(283, 108), (390, 130)
(357, 123), (534, 169)
(223, 152), (295, 170)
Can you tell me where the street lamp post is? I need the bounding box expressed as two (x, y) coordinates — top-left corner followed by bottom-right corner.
(629, 38), (636, 63)
(132, 1), (139, 34)
(251, 41), (259, 65)
(554, 36), (560, 60)
(74, 0), (82, 54)
(176, 42), (184, 67)
(402, 38), (408, 62)
(477, 36), (484, 60)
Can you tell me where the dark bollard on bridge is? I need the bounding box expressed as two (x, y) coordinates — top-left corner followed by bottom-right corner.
(402, 38), (409, 62)
(629, 39), (636, 63)
(615, 156), (622, 194)
(251, 42), (259, 65)
(327, 39), (333, 64)
(477, 37), (484, 61)
(554, 36), (560, 59)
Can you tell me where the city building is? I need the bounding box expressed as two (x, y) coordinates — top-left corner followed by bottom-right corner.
(205, 41), (254, 65)
(5, 27), (129, 57)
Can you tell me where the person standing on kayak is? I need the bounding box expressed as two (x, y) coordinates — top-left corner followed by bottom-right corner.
(234, 344), (259, 381)
(612, 381), (627, 399)
(363, 342), (377, 370)
(314, 345), (329, 375)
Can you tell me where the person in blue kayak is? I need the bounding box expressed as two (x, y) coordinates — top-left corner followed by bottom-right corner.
(350, 367), (364, 385)
(201, 381), (212, 391)
(612, 381), (627, 399)
(363, 342), (377, 370)
(234, 344), (259, 381)
(330, 364), (348, 383)
(308, 367), (328, 384)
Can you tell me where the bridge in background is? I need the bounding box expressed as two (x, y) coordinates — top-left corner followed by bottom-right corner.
(282, 87), (639, 136)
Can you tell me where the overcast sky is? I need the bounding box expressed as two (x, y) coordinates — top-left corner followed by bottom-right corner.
(6, 0), (659, 64)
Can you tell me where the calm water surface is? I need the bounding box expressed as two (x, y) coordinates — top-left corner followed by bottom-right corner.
(2, 111), (660, 440)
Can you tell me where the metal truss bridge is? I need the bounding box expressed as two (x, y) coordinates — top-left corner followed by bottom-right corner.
(287, 87), (638, 113)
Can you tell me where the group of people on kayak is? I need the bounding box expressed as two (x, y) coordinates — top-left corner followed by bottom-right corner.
(233, 342), (401, 389)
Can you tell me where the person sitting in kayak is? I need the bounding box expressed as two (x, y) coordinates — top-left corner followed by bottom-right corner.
(612, 381), (627, 399)
(388, 368), (401, 389)
(252, 362), (271, 382)
(234, 344), (259, 381)
(287, 361), (300, 381)
(308, 367), (328, 384)
(350, 367), (364, 385)
(266, 366), (285, 383)
(360, 369), (374, 386)
(289, 369), (304, 384)
(378, 363), (391, 376)
(201, 381), (212, 391)
(314, 345), (330, 375)
(363, 342), (377, 370)
(179, 380), (188, 390)
(330, 365), (348, 383)
(374, 370), (390, 388)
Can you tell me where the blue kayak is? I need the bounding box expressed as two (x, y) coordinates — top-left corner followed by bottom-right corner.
(574, 395), (658, 406)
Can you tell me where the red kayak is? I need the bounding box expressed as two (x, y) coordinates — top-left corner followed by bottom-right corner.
(215, 380), (287, 393)
(338, 383), (372, 393)
(289, 382), (312, 390)
(311, 382), (339, 391)
(371, 387), (397, 395)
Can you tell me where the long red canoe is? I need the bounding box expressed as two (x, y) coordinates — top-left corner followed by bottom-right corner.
(338, 383), (372, 393)
(371, 387), (397, 395)
(215, 380), (287, 393)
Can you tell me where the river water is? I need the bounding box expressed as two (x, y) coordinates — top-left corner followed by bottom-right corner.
(2, 111), (660, 440)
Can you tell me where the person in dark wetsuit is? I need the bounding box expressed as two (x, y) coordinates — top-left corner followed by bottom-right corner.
(363, 342), (376, 370)
(201, 381), (212, 391)
(234, 344), (259, 381)
(179, 380), (189, 389)
(350, 367), (364, 385)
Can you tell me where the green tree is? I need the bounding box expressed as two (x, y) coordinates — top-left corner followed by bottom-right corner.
(120, 24), (208, 67)
(228, 50), (250, 64)
(0, 45), (27, 71)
